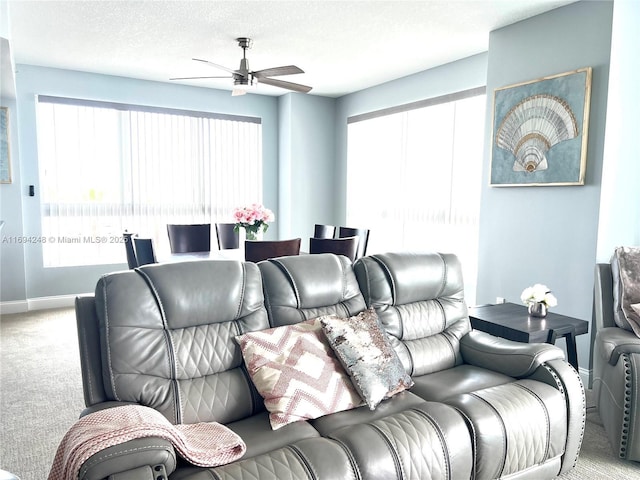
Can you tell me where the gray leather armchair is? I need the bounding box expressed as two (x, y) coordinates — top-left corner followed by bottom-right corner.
(593, 261), (640, 461)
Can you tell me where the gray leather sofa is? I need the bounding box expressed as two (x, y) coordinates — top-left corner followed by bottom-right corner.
(593, 260), (640, 461)
(71, 252), (585, 479)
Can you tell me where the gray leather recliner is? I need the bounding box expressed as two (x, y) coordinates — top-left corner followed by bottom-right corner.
(593, 260), (640, 461)
(354, 252), (585, 478)
(69, 252), (585, 479)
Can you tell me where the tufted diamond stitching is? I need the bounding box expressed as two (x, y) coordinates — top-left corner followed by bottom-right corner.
(475, 383), (548, 475)
(179, 369), (249, 424)
(373, 410), (447, 480)
(210, 446), (310, 480)
(172, 322), (241, 379)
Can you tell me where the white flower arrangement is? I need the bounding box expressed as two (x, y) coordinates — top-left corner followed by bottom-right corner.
(520, 284), (558, 308)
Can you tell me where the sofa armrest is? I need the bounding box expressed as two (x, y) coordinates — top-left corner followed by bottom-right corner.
(80, 401), (141, 417)
(107, 465), (167, 480)
(79, 437), (176, 480)
(60, 402), (177, 480)
(528, 358), (586, 474)
(596, 327), (640, 365)
(460, 330), (565, 377)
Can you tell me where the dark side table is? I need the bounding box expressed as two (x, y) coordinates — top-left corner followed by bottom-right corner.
(468, 302), (589, 371)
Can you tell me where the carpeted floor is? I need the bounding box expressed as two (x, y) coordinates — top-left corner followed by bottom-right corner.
(1, 307), (640, 479)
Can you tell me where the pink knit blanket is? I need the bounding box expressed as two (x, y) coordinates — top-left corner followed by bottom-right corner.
(48, 405), (246, 480)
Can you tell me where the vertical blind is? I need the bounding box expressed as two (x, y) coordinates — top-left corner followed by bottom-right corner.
(36, 97), (262, 267)
(346, 89), (486, 304)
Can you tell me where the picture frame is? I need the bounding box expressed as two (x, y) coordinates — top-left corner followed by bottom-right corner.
(1, 106), (11, 184)
(490, 67), (592, 187)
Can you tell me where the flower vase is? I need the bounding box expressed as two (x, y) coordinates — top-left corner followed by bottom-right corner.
(528, 302), (547, 318)
(243, 227), (262, 241)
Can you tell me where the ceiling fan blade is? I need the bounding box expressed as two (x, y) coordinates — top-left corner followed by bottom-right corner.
(170, 75), (232, 80)
(258, 77), (312, 93)
(192, 58), (238, 74)
(231, 89), (247, 97)
(252, 65), (304, 78)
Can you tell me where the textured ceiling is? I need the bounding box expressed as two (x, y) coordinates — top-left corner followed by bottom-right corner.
(7, 0), (576, 97)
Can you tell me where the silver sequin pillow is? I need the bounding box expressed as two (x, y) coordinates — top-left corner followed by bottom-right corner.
(319, 308), (414, 410)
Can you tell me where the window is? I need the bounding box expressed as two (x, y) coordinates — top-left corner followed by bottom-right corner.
(347, 88), (485, 304)
(36, 97), (262, 267)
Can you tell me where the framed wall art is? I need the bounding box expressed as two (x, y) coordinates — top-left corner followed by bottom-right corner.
(490, 67), (592, 187)
(1, 106), (11, 184)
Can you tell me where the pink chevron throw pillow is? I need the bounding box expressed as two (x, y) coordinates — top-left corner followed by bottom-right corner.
(236, 318), (362, 430)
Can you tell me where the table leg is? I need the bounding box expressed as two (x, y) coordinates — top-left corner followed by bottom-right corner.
(547, 327), (579, 370)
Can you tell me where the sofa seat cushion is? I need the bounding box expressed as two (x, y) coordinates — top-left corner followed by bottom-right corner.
(445, 379), (567, 480)
(225, 411), (320, 460)
(330, 401), (472, 480)
(410, 364), (513, 401)
(309, 390), (425, 436)
(236, 318), (362, 430)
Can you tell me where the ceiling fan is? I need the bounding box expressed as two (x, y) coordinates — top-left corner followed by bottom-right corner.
(171, 37), (312, 96)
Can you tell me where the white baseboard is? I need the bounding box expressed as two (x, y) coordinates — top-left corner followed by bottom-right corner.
(1, 294), (82, 314)
(0, 300), (29, 314)
(579, 367), (591, 389)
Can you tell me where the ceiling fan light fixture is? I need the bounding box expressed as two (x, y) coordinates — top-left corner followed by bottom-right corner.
(172, 37), (312, 96)
(233, 75), (257, 90)
(231, 74), (257, 96)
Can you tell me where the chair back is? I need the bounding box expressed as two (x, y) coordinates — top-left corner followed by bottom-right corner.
(594, 263), (616, 332)
(258, 253), (366, 328)
(338, 226), (370, 260)
(216, 223), (239, 250)
(82, 260), (269, 424)
(123, 231), (138, 268)
(244, 238), (301, 263)
(354, 252), (470, 376)
(309, 236), (359, 262)
(133, 237), (157, 266)
(313, 224), (336, 239)
(167, 224), (211, 253)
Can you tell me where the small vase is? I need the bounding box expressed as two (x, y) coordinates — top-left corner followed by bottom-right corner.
(243, 227), (262, 241)
(528, 302), (547, 318)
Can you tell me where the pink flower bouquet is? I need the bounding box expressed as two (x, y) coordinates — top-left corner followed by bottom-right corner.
(233, 204), (275, 240)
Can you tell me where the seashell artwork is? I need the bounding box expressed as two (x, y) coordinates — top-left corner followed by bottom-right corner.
(495, 94), (578, 173)
(491, 67), (592, 186)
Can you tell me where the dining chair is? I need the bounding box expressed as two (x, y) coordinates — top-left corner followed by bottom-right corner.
(133, 237), (157, 266)
(244, 238), (302, 263)
(337, 226), (370, 260)
(215, 223), (239, 250)
(309, 236), (359, 263)
(313, 224), (336, 239)
(166, 223), (211, 253)
(123, 231), (138, 269)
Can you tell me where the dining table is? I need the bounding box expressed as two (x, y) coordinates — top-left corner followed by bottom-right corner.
(159, 248), (244, 263)
(158, 246), (308, 264)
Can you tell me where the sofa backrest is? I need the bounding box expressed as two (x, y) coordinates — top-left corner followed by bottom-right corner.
(259, 253), (367, 327)
(94, 260), (269, 425)
(353, 252), (471, 376)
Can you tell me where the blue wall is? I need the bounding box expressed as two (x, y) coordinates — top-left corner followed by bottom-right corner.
(278, 93), (337, 243)
(596, 0), (640, 258)
(476, 1), (613, 372)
